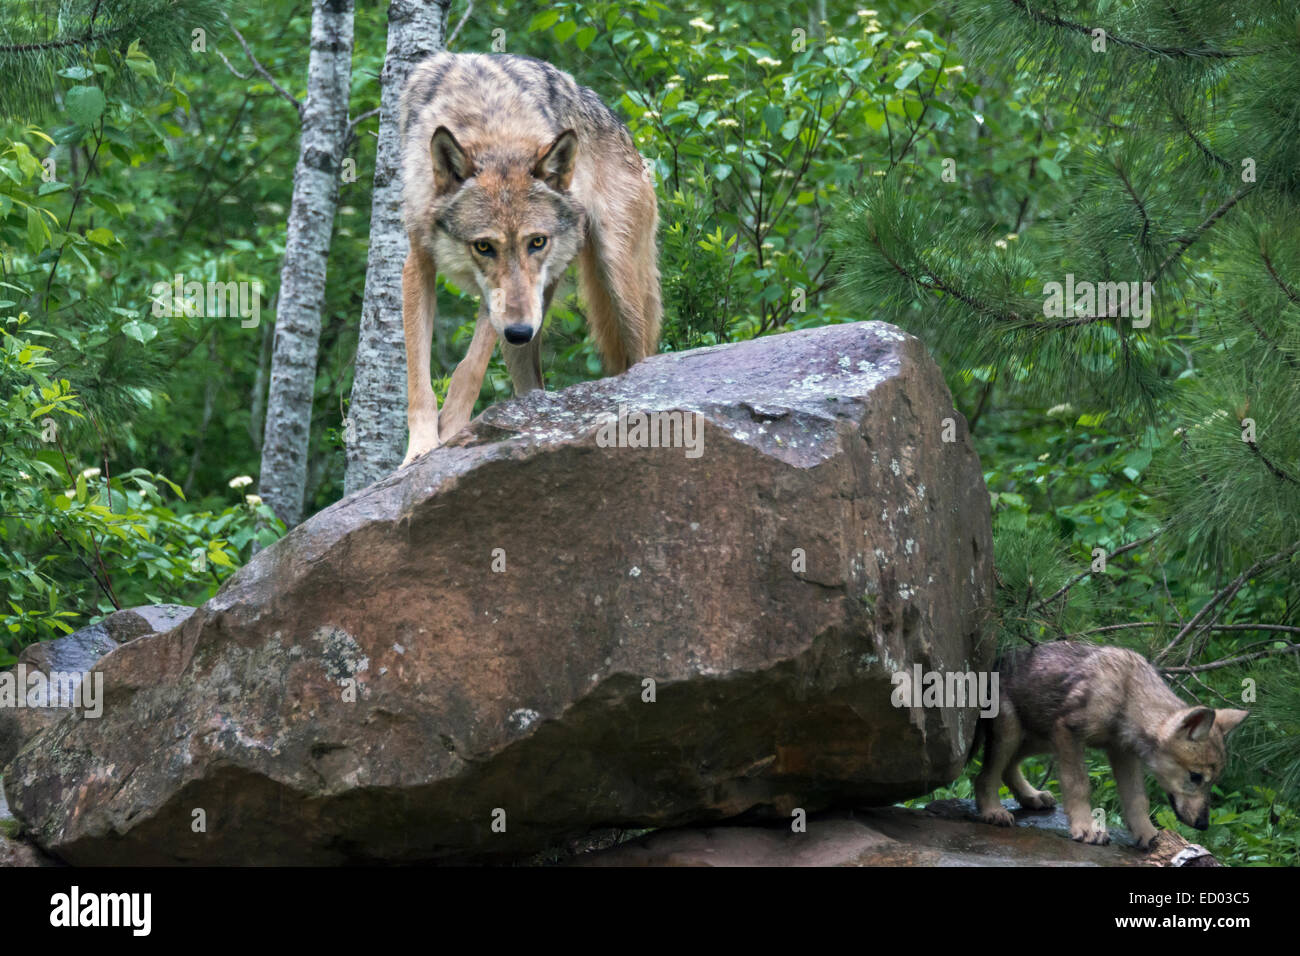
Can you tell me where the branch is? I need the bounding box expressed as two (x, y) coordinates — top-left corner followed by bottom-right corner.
(1008, 0), (1246, 60)
(224, 14), (302, 119)
(1155, 538), (1300, 663)
(1245, 438), (1300, 485)
(1147, 183), (1254, 284)
(1262, 248), (1300, 305)
(1077, 622), (1300, 637)
(1032, 530), (1162, 610)
(346, 107), (380, 141)
(1160, 643), (1300, 673)
(447, 0), (475, 48)
(868, 231), (1024, 323)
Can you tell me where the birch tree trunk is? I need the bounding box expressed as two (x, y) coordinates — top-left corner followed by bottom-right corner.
(258, 0), (355, 527)
(344, 0), (451, 494)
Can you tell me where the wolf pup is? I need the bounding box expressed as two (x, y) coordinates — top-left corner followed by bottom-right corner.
(397, 52), (662, 466)
(974, 641), (1247, 848)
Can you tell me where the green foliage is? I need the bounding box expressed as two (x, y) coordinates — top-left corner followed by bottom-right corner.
(0, 26), (285, 653)
(0, 312), (280, 658)
(845, 0), (1300, 860)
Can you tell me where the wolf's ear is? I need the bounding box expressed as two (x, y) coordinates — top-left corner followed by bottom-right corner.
(1214, 708), (1249, 736)
(533, 129), (578, 191)
(430, 126), (472, 194)
(1176, 706), (1217, 741)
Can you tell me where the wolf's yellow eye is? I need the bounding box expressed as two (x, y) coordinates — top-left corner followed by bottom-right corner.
(529, 235), (548, 250)
(472, 240), (494, 256)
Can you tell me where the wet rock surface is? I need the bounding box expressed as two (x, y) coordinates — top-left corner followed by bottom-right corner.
(572, 801), (1219, 867)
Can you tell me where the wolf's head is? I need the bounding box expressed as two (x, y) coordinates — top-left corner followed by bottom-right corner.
(427, 126), (584, 345)
(1148, 706), (1248, 830)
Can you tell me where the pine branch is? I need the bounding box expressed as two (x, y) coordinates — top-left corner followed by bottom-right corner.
(1261, 248), (1300, 305)
(1155, 538), (1300, 663)
(1006, 0), (1245, 60)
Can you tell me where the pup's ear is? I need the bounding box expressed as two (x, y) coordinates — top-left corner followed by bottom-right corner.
(533, 129), (578, 191)
(1175, 706), (1217, 742)
(1214, 708), (1249, 736)
(430, 126), (472, 194)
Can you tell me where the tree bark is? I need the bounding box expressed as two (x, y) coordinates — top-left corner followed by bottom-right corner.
(259, 0), (355, 527)
(344, 0), (451, 494)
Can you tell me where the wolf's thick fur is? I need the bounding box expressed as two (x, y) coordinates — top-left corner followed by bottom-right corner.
(974, 641), (1247, 849)
(397, 52), (661, 465)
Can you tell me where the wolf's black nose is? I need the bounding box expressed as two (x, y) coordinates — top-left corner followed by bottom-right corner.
(503, 324), (533, 344)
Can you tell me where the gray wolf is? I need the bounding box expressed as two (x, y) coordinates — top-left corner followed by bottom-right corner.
(397, 52), (662, 465)
(974, 641), (1247, 849)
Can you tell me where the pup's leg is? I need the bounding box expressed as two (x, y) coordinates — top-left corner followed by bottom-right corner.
(578, 165), (660, 373)
(975, 710), (1021, 827)
(437, 302), (498, 442)
(1109, 747), (1158, 849)
(1004, 762), (1056, 810)
(1054, 723), (1108, 844)
(402, 249), (441, 466)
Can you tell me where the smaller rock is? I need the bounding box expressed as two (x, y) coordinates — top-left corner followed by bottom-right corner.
(0, 605), (193, 768)
(0, 779), (54, 867)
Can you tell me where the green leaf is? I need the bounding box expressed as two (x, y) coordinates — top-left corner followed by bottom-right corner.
(121, 320), (158, 344)
(65, 86), (106, 127)
(762, 105), (784, 134)
(894, 62), (924, 90)
(529, 10), (560, 31)
(26, 206), (47, 254)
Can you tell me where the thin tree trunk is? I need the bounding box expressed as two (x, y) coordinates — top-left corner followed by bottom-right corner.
(259, 0), (355, 527)
(344, 0), (450, 494)
(249, 306), (274, 455)
(182, 336), (219, 497)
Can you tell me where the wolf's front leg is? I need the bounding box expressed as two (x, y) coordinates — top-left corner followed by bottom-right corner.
(1054, 725), (1108, 844)
(1108, 747), (1158, 849)
(402, 250), (441, 466)
(438, 306), (499, 441)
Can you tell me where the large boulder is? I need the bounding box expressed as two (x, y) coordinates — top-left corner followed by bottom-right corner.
(6, 321), (995, 864)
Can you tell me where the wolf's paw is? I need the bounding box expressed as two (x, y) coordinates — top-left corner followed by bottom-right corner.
(401, 435), (441, 467)
(1070, 819), (1110, 845)
(1019, 789), (1056, 810)
(979, 806), (1016, 827)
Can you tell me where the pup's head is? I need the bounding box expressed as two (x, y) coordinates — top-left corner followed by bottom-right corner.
(1148, 706), (1248, 830)
(428, 126), (584, 345)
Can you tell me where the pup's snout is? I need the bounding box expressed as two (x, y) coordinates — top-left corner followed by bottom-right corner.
(503, 324), (533, 345)
(1169, 793), (1210, 830)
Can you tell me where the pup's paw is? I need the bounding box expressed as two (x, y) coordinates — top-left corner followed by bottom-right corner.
(1019, 789), (1056, 810)
(980, 806), (1016, 827)
(1070, 819), (1110, 845)
(1131, 823), (1159, 850)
